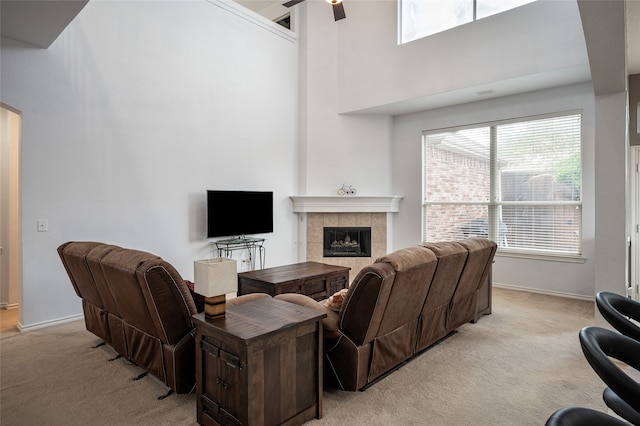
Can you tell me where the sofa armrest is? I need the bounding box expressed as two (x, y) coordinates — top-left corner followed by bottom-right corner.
(184, 280), (205, 313)
(227, 293), (272, 307)
(274, 293), (340, 338)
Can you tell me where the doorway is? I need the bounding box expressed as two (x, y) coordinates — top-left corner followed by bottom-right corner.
(1, 104), (21, 331)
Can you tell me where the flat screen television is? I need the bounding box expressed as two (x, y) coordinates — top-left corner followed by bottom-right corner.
(207, 190), (273, 238)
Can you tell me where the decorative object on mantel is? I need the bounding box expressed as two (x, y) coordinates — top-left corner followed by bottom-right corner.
(337, 183), (357, 196)
(194, 258), (237, 319)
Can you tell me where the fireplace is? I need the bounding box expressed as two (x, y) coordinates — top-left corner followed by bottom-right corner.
(290, 195), (402, 280)
(323, 227), (371, 258)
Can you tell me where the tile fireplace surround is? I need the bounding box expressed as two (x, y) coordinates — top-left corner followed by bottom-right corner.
(290, 196), (402, 281)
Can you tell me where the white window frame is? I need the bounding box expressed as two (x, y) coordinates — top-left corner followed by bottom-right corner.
(422, 110), (583, 260)
(399, 0), (536, 44)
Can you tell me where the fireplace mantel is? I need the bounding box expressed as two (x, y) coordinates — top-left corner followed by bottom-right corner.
(289, 196), (403, 213)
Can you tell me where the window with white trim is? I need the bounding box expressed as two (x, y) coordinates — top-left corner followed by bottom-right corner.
(399, 0), (536, 44)
(422, 112), (582, 257)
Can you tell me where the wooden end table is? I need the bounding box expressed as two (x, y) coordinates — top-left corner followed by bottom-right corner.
(237, 261), (350, 301)
(194, 297), (326, 426)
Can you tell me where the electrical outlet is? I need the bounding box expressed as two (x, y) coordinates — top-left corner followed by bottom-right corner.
(37, 219), (48, 232)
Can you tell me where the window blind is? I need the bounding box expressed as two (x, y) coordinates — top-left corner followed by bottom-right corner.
(422, 112), (582, 256)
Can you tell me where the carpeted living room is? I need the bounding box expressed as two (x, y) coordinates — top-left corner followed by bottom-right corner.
(1, 0), (638, 425)
(0, 287), (606, 425)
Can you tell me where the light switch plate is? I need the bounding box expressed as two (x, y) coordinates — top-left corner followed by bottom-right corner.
(37, 219), (48, 232)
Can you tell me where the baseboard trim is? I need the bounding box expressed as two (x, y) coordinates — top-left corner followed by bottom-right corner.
(17, 314), (84, 332)
(9, 286), (592, 331)
(493, 283), (594, 302)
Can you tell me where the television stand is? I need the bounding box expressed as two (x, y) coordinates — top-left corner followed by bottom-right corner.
(212, 237), (265, 270)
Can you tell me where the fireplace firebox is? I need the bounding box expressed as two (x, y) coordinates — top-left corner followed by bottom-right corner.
(323, 227), (371, 258)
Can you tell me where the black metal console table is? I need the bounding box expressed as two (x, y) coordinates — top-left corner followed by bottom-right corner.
(212, 237), (265, 270)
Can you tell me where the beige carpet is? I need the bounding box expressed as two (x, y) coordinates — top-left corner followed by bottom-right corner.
(0, 288), (606, 425)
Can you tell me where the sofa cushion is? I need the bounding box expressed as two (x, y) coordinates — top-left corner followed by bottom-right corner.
(227, 293), (271, 307)
(184, 280), (205, 313)
(275, 293), (341, 338)
(449, 237), (497, 328)
(375, 246), (436, 271)
(324, 288), (349, 312)
(58, 241), (111, 344)
(363, 246), (438, 380)
(85, 244), (124, 316)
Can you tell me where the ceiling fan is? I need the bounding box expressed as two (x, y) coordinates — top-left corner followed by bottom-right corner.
(283, 0), (346, 21)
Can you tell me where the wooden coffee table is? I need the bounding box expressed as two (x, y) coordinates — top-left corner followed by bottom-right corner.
(237, 261), (350, 301)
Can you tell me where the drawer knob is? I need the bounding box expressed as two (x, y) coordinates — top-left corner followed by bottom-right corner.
(216, 377), (232, 390)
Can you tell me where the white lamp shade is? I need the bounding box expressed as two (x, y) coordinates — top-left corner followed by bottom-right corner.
(194, 258), (238, 297)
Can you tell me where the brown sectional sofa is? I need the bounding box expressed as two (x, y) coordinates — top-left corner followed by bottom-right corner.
(58, 238), (495, 395)
(277, 237), (497, 391)
(57, 241), (198, 396)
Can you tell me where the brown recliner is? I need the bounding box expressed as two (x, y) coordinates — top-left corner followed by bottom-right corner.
(84, 243), (128, 355)
(415, 241), (468, 353)
(58, 242), (198, 395)
(58, 241), (111, 344)
(277, 238), (497, 392)
(416, 238), (497, 353)
(452, 237), (497, 328)
(279, 246), (438, 391)
(366, 247), (438, 381)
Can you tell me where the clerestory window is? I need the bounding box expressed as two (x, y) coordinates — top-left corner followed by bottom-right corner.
(399, 0), (536, 44)
(422, 111), (582, 258)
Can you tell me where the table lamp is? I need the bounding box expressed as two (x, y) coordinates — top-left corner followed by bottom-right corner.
(194, 258), (238, 319)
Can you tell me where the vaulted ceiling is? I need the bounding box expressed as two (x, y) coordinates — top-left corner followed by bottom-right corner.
(0, 0), (88, 48)
(1, 0), (638, 106)
(235, 0), (640, 78)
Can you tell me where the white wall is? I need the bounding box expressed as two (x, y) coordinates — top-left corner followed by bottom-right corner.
(593, 91), (628, 303)
(1, 0), (629, 328)
(336, 0), (589, 114)
(298, 0), (603, 298)
(0, 0), (299, 328)
(296, 1), (393, 196)
(391, 83), (597, 298)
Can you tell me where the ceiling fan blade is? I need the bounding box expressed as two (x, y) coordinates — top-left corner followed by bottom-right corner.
(333, 2), (346, 21)
(283, 0), (305, 8)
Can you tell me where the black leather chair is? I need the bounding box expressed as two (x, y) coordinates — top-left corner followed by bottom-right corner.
(594, 292), (640, 423)
(579, 326), (640, 425)
(596, 292), (640, 341)
(603, 387), (640, 425)
(545, 407), (629, 426)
